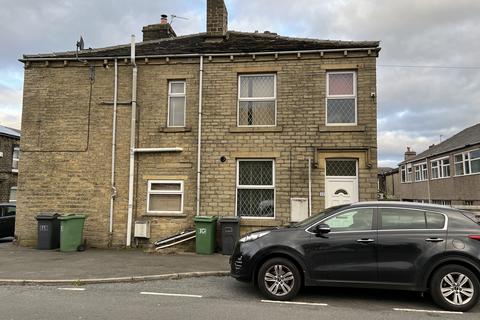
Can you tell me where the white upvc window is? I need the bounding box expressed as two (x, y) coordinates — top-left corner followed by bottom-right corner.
(147, 180), (184, 214)
(238, 74), (276, 127)
(9, 187), (17, 202)
(414, 162), (427, 181)
(400, 164), (411, 183)
(167, 81), (186, 127)
(326, 71), (357, 125)
(236, 159), (275, 218)
(455, 149), (480, 176)
(431, 157), (450, 179)
(12, 146), (19, 173)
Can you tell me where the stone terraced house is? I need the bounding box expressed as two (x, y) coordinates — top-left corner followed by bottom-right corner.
(0, 125), (20, 203)
(16, 0), (380, 248)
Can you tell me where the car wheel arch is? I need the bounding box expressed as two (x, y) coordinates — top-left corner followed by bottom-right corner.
(253, 250), (307, 286)
(423, 256), (480, 290)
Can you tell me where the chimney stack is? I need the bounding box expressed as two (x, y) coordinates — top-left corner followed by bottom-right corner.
(142, 14), (177, 41)
(404, 147), (417, 161)
(206, 0), (228, 38)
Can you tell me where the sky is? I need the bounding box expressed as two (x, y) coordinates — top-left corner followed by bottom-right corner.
(1, 0), (479, 167)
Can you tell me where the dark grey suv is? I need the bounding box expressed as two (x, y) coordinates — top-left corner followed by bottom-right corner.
(230, 202), (480, 311)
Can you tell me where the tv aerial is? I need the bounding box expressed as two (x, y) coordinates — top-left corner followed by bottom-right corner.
(170, 14), (189, 26)
(76, 36), (84, 51)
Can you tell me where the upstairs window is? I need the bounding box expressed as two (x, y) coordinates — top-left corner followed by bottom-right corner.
(455, 149), (480, 176)
(12, 146), (19, 173)
(168, 81), (186, 127)
(238, 74), (276, 126)
(326, 71), (357, 125)
(431, 157), (450, 179)
(9, 187), (17, 203)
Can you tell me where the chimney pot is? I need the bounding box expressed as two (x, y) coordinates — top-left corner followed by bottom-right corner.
(404, 147), (417, 161)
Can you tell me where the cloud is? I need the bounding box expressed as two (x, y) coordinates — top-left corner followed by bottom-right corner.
(1, 0), (479, 165)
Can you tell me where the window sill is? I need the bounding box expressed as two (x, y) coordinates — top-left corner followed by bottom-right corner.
(318, 125), (366, 132)
(229, 126), (283, 133)
(240, 219), (283, 227)
(159, 126), (192, 133)
(142, 213), (187, 218)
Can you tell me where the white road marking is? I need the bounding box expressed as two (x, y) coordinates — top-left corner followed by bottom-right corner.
(57, 287), (86, 291)
(140, 292), (203, 298)
(261, 300), (328, 307)
(393, 308), (463, 315)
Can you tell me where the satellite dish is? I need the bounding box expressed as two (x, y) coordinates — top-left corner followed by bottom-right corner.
(76, 36), (84, 51)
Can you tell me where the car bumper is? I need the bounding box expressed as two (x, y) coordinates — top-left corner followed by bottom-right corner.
(229, 241), (259, 282)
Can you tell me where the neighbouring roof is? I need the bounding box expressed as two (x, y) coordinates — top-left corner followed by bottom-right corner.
(378, 167), (399, 175)
(0, 125), (21, 139)
(22, 31), (380, 60)
(400, 123), (480, 165)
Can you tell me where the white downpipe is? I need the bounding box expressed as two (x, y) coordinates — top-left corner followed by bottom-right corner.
(134, 147), (183, 153)
(108, 59), (118, 237)
(308, 157), (312, 216)
(126, 35), (137, 247)
(196, 56), (204, 216)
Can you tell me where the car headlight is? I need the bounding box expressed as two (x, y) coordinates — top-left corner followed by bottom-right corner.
(239, 231), (271, 243)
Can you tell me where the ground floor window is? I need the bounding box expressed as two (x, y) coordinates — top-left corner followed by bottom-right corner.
(147, 180), (184, 214)
(236, 159), (275, 218)
(9, 187), (17, 202)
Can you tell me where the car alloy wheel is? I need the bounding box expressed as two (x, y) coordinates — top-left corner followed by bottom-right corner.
(430, 264), (480, 312)
(440, 272), (475, 306)
(257, 257), (301, 301)
(264, 264), (295, 297)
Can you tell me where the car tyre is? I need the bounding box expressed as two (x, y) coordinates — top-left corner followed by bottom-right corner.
(430, 264), (480, 312)
(257, 257), (301, 301)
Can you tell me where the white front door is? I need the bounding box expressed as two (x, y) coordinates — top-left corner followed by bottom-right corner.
(325, 159), (359, 208)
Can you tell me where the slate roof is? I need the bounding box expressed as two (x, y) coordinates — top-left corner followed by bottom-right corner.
(0, 125), (21, 138)
(22, 31), (380, 60)
(400, 123), (480, 165)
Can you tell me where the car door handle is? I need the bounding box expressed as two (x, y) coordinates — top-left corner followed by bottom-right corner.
(357, 238), (375, 243)
(425, 238), (444, 243)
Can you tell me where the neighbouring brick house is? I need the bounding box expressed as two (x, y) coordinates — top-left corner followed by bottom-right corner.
(16, 0), (380, 248)
(396, 123), (480, 206)
(0, 125), (20, 203)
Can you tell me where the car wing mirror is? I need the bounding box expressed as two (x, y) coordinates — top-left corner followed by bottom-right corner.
(314, 223), (331, 235)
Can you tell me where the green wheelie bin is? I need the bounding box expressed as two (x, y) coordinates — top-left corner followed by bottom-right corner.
(194, 216), (218, 255)
(58, 214), (87, 252)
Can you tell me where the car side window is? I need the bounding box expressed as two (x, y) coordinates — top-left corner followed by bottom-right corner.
(5, 207), (16, 216)
(426, 211), (445, 229)
(323, 208), (374, 232)
(380, 208), (426, 230)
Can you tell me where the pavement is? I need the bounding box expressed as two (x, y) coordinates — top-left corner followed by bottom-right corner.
(0, 240), (230, 285)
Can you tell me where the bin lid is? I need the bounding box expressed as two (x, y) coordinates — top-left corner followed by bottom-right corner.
(35, 213), (60, 220)
(194, 215), (218, 223)
(219, 216), (240, 223)
(58, 214), (87, 221)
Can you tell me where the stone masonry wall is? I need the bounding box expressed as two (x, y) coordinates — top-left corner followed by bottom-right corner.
(16, 51), (377, 247)
(0, 135), (19, 202)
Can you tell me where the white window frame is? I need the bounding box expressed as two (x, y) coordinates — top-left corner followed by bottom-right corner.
(9, 186), (17, 203)
(12, 146), (19, 173)
(430, 156), (450, 180)
(401, 165), (405, 183)
(146, 180), (184, 214)
(455, 149), (480, 176)
(237, 74), (277, 127)
(326, 71), (357, 126)
(235, 159), (276, 219)
(167, 80), (186, 127)
(414, 162), (427, 181)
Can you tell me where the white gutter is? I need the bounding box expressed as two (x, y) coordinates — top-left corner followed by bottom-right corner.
(126, 35), (137, 247)
(196, 56), (204, 216)
(308, 157), (312, 216)
(21, 47), (379, 62)
(108, 59), (118, 239)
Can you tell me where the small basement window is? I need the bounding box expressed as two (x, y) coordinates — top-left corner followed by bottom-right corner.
(147, 180), (184, 214)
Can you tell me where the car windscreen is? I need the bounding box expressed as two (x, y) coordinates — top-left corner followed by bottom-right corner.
(290, 205), (349, 228)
